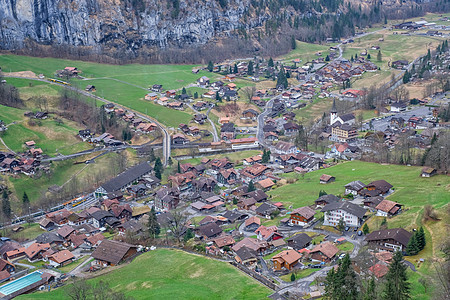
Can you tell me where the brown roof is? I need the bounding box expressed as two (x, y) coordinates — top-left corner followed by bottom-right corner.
(57, 225), (76, 239)
(24, 243), (51, 259)
(86, 233), (105, 246)
(257, 178), (275, 189)
(91, 240), (137, 265)
(0, 259), (14, 272)
(0, 270), (10, 281)
(375, 200), (400, 213)
(240, 197), (257, 207)
(272, 249), (302, 265)
(291, 206), (316, 219)
(50, 250), (75, 264)
(232, 237), (268, 252)
(310, 242), (339, 259)
(213, 235), (235, 248)
(320, 174), (334, 182)
(244, 216), (261, 227)
(369, 263), (389, 278)
(70, 234), (88, 248)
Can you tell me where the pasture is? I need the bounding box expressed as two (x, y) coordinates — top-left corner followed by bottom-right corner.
(16, 248), (272, 300)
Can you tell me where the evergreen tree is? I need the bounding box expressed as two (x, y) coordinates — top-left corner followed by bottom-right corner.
(276, 67), (288, 89)
(154, 157), (163, 180)
(148, 207), (160, 239)
(22, 192), (30, 214)
(363, 223), (369, 234)
(248, 61), (254, 76)
(291, 36), (296, 50)
(325, 55), (330, 61)
(319, 190), (327, 197)
(325, 267), (338, 298)
(207, 61), (214, 72)
(181, 87), (187, 94)
(268, 57), (274, 68)
(364, 277), (377, 300)
(351, 55), (354, 62)
(194, 92), (198, 99)
(406, 233), (419, 255)
(2, 190), (11, 219)
(183, 228), (194, 242)
(215, 91), (221, 101)
(247, 180), (255, 192)
(377, 50), (382, 62)
(177, 161), (181, 173)
(290, 273), (296, 281)
(367, 54), (371, 60)
(416, 227), (426, 250)
(233, 63), (238, 74)
(383, 251), (410, 300)
(325, 254), (359, 299)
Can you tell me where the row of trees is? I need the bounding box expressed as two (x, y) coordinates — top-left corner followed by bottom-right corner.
(0, 77), (23, 108)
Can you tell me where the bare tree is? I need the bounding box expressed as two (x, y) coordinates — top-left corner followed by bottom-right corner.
(66, 278), (90, 300)
(166, 209), (190, 244)
(241, 86), (256, 103)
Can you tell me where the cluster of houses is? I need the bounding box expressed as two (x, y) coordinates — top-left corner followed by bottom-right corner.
(55, 67), (81, 78)
(184, 171), (412, 278)
(317, 59), (378, 84)
(0, 141), (46, 176)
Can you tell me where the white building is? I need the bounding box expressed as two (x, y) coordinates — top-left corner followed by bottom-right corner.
(321, 201), (367, 228)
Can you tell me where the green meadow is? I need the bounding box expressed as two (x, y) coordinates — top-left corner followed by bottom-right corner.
(0, 54), (221, 127)
(16, 249), (272, 300)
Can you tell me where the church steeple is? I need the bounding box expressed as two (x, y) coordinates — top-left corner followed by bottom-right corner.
(331, 98), (337, 113)
(330, 98), (338, 125)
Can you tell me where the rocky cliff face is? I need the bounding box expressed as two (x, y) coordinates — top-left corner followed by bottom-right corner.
(0, 0), (268, 51)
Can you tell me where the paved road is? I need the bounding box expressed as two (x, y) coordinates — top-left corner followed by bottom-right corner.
(2, 75), (171, 166)
(186, 103), (219, 142)
(256, 97), (277, 149)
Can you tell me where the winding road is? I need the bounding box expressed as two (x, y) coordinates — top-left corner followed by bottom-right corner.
(186, 103), (219, 142)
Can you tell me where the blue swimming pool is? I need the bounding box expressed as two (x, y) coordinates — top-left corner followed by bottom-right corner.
(0, 271), (43, 296)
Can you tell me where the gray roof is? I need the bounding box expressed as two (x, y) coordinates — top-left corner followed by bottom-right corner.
(365, 228), (412, 247)
(199, 223), (222, 238)
(222, 211), (247, 223)
(36, 232), (64, 244)
(287, 233), (312, 250)
(243, 190), (268, 202)
(101, 162), (152, 193)
(321, 201), (367, 219)
(255, 203), (277, 215)
(315, 194), (340, 204)
(91, 210), (114, 221)
(345, 180), (366, 191)
(339, 113), (355, 122)
(235, 246), (257, 261)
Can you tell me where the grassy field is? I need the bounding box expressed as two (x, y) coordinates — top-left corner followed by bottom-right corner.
(280, 269), (317, 282)
(5, 223), (44, 242)
(269, 161), (449, 210)
(0, 104), (91, 155)
(0, 55), (217, 127)
(281, 41), (334, 64)
(17, 249), (272, 300)
(336, 242), (354, 253)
